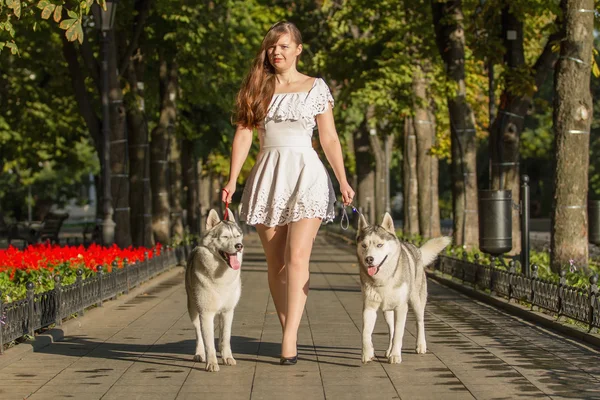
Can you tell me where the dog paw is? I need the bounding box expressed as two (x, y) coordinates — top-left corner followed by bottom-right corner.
(193, 354), (206, 363)
(385, 348), (392, 358)
(416, 342), (427, 354)
(223, 357), (237, 366)
(388, 355), (402, 364)
(361, 348), (375, 364)
(205, 361), (220, 372)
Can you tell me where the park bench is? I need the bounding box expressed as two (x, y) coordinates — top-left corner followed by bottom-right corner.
(0, 215), (17, 245)
(10, 212), (70, 245)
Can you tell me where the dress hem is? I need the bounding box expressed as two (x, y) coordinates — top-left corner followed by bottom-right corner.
(241, 215), (335, 228)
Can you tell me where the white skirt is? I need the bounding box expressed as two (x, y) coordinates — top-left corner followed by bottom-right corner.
(240, 136), (336, 227)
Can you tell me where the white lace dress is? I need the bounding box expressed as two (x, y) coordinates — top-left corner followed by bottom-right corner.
(239, 78), (336, 227)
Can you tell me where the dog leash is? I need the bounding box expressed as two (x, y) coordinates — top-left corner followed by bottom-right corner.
(340, 203), (359, 231)
(222, 189), (230, 220)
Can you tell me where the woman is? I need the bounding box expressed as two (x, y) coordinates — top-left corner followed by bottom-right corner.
(221, 21), (354, 365)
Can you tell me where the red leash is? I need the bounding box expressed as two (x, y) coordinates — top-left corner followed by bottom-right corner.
(222, 188), (230, 220)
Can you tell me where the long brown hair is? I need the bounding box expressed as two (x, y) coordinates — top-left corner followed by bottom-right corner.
(235, 21), (303, 129)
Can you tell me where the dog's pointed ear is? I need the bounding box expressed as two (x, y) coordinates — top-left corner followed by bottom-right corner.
(206, 209), (221, 231)
(225, 210), (236, 223)
(381, 212), (395, 234)
(358, 213), (369, 232)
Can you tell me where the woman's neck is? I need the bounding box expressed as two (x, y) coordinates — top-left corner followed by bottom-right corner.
(275, 68), (301, 84)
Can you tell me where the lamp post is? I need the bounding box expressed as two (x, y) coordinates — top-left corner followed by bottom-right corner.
(93, 0), (118, 246)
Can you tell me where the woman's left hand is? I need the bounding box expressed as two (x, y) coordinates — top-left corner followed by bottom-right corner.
(340, 181), (355, 206)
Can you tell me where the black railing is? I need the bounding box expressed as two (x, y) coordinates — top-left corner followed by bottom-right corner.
(430, 254), (600, 332)
(0, 244), (192, 353)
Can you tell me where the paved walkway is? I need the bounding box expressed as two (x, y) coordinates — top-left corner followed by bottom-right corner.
(2, 234), (600, 400)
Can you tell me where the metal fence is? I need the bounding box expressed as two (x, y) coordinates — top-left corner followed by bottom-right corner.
(431, 254), (600, 331)
(0, 244), (192, 353)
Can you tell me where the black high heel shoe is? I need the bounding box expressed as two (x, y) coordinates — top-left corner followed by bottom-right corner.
(279, 355), (298, 365)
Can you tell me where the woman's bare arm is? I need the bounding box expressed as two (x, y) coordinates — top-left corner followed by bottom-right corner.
(222, 125), (253, 202)
(316, 105), (355, 205)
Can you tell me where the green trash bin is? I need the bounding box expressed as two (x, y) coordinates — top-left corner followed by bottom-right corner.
(479, 190), (513, 255)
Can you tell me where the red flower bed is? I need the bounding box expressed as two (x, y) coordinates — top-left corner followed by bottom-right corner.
(0, 242), (163, 302)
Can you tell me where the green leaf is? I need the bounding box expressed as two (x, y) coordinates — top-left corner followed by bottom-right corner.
(67, 9), (77, 19)
(41, 4), (55, 19)
(65, 21), (80, 42)
(75, 21), (84, 44)
(593, 49), (600, 78)
(53, 5), (62, 22)
(59, 18), (76, 30)
(6, 41), (18, 55)
(11, 0), (20, 18)
(5, 21), (14, 37)
(36, 0), (50, 10)
(86, 0), (93, 8)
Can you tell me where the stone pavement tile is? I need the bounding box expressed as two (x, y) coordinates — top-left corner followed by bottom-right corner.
(101, 385), (180, 400)
(26, 385), (106, 400)
(177, 393), (249, 400)
(0, 385), (45, 400)
(464, 382), (551, 398)
(180, 384), (252, 393)
(399, 392), (476, 400)
(182, 366), (255, 387)
(250, 385), (325, 400)
(42, 369), (122, 390)
(324, 385), (400, 399)
(0, 370), (57, 380)
(112, 360), (191, 386)
(0, 378), (51, 388)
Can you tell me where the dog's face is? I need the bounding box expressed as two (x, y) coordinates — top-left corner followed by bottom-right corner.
(203, 209), (244, 270)
(356, 212), (399, 279)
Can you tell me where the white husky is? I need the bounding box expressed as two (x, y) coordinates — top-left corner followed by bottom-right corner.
(356, 212), (450, 364)
(185, 209), (243, 372)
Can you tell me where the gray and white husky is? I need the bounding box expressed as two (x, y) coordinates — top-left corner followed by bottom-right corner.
(356, 212), (450, 364)
(185, 209), (243, 372)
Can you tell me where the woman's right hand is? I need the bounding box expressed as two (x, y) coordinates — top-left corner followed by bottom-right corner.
(221, 181), (236, 203)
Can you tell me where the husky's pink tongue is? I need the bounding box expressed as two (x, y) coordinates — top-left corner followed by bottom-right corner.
(368, 266), (378, 276)
(228, 253), (241, 270)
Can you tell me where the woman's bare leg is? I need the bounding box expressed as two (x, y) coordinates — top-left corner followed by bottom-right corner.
(281, 218), (321, 358)
(255, 224), (288, 329)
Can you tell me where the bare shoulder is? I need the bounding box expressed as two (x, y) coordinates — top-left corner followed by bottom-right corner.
(300, 74), (319, 89)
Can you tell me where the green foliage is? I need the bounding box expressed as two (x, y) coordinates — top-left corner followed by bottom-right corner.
(1, 0), (102, 54)
(520, 105), (553, 159)
(0, 20), (98, 219)
(142, 0), (283, 180)
(397, 228), (599, 290)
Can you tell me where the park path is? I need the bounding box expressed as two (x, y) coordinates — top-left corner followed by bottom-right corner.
(1, 233), (600, 399)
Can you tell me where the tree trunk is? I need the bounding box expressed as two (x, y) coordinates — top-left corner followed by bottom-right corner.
(151, 56), (177, 245)
(108, 31), (132, 248)
(210, 173), (223, 217)
(413, 64), (441, 238)
(489, 6), (561, 255)
(403, 117), (420, 236)
(197, 158), (211, 234)
(169, 135), (184, 241)
(354, 119), (376, 224)
(125, 47), (154, 248)
(182, 139), (199, 235)
(384, 133), (394, 216)
(367, 107), (388, 222)
(431, 0), (479, 247)
(551, 0), (594, 272)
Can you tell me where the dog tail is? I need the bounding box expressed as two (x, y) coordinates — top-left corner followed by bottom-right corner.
(420, 236), (452, 266)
